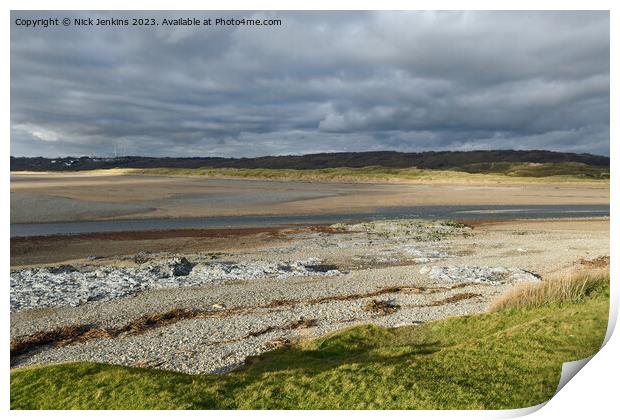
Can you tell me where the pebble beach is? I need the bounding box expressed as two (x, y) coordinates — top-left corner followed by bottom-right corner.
(10, 217), (608, 374)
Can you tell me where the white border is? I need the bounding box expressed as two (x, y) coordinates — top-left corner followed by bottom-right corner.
(2, 1), (616, 418)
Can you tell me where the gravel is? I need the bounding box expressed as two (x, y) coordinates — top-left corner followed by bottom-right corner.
(419, 265), (541, 284)
(11, 287), (495, 374)
(10, 218), (608, 375)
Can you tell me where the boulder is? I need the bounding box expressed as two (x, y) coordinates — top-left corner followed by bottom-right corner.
(171, 257), (193, 277)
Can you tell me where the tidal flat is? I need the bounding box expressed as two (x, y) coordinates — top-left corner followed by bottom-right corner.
(10, 172), (609, 224)
(9, 172), (610, 377)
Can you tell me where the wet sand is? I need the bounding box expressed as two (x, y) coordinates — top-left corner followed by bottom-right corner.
(11, 173), (609, 224)
(10, 217), (609, 268)
(10, 226), (295, 267)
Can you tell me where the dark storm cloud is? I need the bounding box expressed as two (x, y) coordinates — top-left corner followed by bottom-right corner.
(10, 11), (610, 157)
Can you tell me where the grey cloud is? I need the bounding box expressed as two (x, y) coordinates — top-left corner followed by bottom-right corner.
(10, 11), (609, 157)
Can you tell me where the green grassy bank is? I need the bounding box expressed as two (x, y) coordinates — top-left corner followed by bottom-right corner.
(11, 274), (609, 410)
(118, 162), (609, 183)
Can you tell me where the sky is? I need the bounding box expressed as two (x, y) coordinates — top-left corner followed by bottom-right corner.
(10, 11), (610, 158)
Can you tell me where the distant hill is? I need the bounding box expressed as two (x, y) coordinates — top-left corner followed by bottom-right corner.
(9, 150), (610, 174)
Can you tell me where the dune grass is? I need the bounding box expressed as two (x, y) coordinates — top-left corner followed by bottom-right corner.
(490, 269), (610, 311)
(13, 163), (608, 183)
(112, 163), (609, 184)
(458, 162), (609, 179)
(10, 273), (609, 410)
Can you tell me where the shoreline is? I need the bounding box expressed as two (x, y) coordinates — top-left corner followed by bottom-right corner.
(10, 216), (609, 375)
(11, 216), (610, 268)
(10, 214), (610, 240)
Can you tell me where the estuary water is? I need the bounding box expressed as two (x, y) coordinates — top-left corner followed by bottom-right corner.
(10, 204), (609, 238)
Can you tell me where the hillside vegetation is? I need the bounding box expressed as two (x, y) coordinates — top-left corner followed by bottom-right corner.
(10, 150), (609, 174)
(11, 271), (609, 410)
(120, 162), (609, 183)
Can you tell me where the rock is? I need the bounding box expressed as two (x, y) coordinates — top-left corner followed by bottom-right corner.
(144, 257), (193, 278)
(171, 257), (193, 277)
(47, 265), (78, 275)
(303, 263), (339, 273)
(277, 264), (293, 272)
(147, 266), (169, 278)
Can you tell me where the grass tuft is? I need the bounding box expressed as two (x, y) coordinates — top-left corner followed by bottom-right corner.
(490, 268), (609, 312)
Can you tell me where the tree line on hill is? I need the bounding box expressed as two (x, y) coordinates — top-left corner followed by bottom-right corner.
(10, 150), (609, 172)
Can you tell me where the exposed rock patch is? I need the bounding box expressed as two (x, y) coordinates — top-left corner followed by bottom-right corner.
(10, 257), (340, 312)
(143, 257), (193, 278)
(420, 266), (540, 285)
(332, 219), (472, 241)
(47, 265), (78, 275)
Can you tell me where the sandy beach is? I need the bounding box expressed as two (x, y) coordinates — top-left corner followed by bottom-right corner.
(11, 173), (609, 223)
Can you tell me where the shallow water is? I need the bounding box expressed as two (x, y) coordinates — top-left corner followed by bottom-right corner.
(10, 177), (368, 224)
(10, 204), (609, 238)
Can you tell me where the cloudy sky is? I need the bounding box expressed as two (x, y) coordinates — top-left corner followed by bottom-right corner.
(11, 11), (610, 157)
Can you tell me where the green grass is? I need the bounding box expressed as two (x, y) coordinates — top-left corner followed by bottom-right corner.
(116, 162), (609, 183)
(459, 162), (609, 179)
(11, 277), (609, 410)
